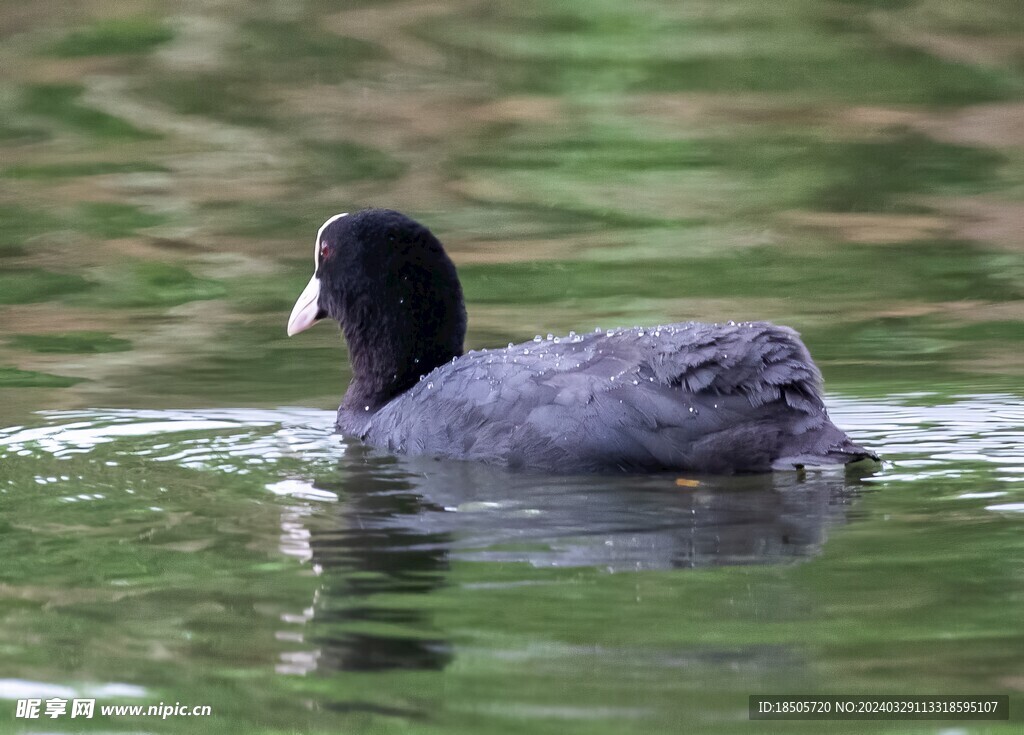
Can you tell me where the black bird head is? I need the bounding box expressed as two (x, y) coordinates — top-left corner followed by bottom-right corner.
(287, 209), (467, 410)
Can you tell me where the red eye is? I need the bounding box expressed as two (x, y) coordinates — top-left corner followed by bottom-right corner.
(320, 241), (332, 261)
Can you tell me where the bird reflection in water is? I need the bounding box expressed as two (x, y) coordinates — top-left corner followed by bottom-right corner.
(280, 446), (875, 677)
(291, 450), (455, 675)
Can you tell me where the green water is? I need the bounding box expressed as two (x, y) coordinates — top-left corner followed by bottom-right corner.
(1, 1), (1023, 732)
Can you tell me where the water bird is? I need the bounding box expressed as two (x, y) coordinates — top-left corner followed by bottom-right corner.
(288, 209), (876, 473)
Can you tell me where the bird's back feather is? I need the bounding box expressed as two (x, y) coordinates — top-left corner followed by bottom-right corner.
(343, 322), (874, 473)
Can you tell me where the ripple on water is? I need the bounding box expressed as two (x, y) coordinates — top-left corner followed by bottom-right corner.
(2, 394), (1021, 483)
(0, 393), (1020, 571)
(827, 393), (1024, 487)
(0, 679), (147, 700)
(0, 407), (340, 471)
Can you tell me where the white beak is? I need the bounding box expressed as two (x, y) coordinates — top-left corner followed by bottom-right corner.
(286, 274), (322, 336)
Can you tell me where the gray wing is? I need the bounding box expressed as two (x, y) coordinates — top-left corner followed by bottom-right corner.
(364, 322), (871, 473)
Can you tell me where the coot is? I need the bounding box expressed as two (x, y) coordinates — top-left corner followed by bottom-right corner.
(287, 209), (876, 473)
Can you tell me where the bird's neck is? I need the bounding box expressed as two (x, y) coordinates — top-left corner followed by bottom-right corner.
(340, 313), (463, 413)
(334, 243), (467, 414)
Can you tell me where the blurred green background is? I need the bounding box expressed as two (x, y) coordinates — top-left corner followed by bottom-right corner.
(1, 0), (1022, 419)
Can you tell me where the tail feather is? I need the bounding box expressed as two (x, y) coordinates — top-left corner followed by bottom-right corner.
(773, 421), (879, 471)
